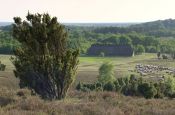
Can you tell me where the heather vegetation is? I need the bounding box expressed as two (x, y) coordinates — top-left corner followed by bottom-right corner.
(0, 88), (175, 115)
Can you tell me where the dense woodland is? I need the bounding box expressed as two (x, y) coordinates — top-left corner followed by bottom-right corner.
(1, 19), (175, 55)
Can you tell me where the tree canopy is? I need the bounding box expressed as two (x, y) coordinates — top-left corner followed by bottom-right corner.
(12, 12), (79, 100)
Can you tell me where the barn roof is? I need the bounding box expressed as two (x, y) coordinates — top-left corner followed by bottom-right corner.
(87, 44), (134, 56)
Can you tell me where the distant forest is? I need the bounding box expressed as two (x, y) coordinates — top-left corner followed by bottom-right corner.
(1, 19), (175, 55)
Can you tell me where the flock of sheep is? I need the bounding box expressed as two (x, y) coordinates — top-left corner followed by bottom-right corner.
(135, 64), (175, 77)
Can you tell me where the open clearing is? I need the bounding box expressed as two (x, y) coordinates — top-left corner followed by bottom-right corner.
(1, 53), (175, 89)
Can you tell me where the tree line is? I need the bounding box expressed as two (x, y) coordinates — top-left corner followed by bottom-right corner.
(1, 19), (175, 55)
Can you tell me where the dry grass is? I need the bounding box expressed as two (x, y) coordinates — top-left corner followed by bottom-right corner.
(0, 88), (175, 115)
(0, 55), (18, 89)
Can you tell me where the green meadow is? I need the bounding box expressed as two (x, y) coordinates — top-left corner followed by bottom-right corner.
(2, 53), (175, 89)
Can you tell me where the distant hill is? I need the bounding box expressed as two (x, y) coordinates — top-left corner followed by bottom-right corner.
(130, 19), (175, 30)
(129, 19), (175, 37)
(1, 19), (175, 37)
(0, 22), (13, 31)
(94, 19), (175, 37)
(0, 22), (138, 32)
(0, 22), (12, 26)
(0, 22), (137, 27)
(64, 23), (138, 27)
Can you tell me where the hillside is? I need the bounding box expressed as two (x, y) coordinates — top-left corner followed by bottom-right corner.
(129, 19), (175, 37)
(0, 22), (12, 27)
(94, 19), (175, 37)
(1, 19), (175, 37)
(0, 22), (136, 31)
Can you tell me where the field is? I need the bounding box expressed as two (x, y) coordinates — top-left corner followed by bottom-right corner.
(1, 53), (175, 88)
(0, 55), (18, 89)
(1, 53), (175, 115)
(78, 53), (175, 84)
(0, 53), (156, 89)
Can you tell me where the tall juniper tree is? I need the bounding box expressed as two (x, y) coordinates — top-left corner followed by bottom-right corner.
(11, 12), (79, 99)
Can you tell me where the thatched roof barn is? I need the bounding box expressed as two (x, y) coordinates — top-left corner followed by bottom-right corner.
(87, 44), (134, 56)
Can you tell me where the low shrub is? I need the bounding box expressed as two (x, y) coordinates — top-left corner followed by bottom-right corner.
(76, 82), (97, 92)
(16, 88), (32, 97)
(0, 97), (15, 107)
(164, 76), (175, 97)
(0, 62), (6, 71)
(76, 82), (83, 91)
(117, 78), (126, 87)
(162, 54), (168, 59)
(83, 84), (96, 91)
(98, 62), (116, 84)
(103, 82), (115, 91)
(138, 82), (157, 99)
(113, 80), (122, 92)
(122, 82), (138, 96)
(95, 82), (103, 91)
(169, 93), (175, 98)
(154, 83), (165, 98)
(81, 87), (91, 92)
(76, 74), (175, 99)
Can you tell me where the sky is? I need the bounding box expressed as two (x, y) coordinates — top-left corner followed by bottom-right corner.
(0, 0), (175, 23)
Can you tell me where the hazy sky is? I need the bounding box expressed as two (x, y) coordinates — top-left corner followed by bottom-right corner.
(0, 0), (175, 23)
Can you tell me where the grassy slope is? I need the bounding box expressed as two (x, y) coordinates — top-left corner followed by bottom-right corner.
(78, 53), (157, 83)
(0, 53), (155, 88)
(1, 53), (175, 88)
(0, 55), (18, 89)
(1, 53), (175, 115)
(78, 53), (175, 83)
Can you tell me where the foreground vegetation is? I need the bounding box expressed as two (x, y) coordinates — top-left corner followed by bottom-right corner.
(0, 88), (175, 115)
